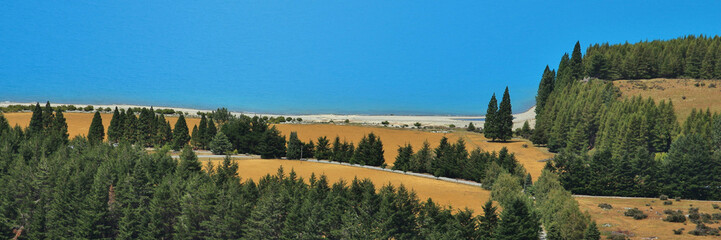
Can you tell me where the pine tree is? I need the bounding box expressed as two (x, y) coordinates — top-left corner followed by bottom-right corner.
(198, 115), (208, 149)
(314, 136), (331, 160)
(172, 114), (191, 150)
(209, 132), (233, 155)
(583, 221), (601, 240)
(207, 116), (217, 143)
(497, 87), (514, 142)
(0, 113), (10, 136)
(42, 101), (55, 131)
(536, 66), (555, 114)
(700, 42), (717, 79)
(570, 41), (584, 81)
(28, 102), (44, 135)
(107, 107), (122, 143)
(256, 126), (286, 159)
(484, 94), (498, 141)
(155, 114), (172, 146)
(88, 111), (105, 143)
(191, 125), (199, 147)
(392, 144), (413, 172)
(123, 109), (137, 143)
(53, 109), (69, 142)
(137, 108), (155, 146)
(286, 132), (302, 160)
(478, 199), (498, 239)
(556, 53), (572, 89)
(493, 197), (540, 240)
(176, 145), (201, 179)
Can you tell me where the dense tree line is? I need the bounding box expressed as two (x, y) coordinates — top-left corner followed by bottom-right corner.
(534, 38), (721, 200)
(0, 119), (546, 239)
(583, 35), (721, 80)
(289, 133), (386, 167)
(392, 137), (527, 190)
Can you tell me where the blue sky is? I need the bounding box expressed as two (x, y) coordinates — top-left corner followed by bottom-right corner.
(1, 1), (720, 115)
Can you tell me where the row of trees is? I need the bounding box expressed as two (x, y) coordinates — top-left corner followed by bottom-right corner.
(583, 35), (721, 80)
(0, 120), (557, 239)
(190, 115), (218, 150)
(483, 87), (514, 142)
(392, 137), (528, 189)
(288, 133), (386, 167)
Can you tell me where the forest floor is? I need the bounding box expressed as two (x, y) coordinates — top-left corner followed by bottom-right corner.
(614, 78), (721, 122)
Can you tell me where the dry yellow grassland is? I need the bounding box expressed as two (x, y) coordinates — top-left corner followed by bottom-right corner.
(614, 78), (721, 122)
(3, 112), (201, 138)
(576, 196), (721, 239)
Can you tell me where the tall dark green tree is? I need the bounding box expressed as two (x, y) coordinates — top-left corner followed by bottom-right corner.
(484, 94), (498, 141)
(535, 66), (555, 114)
(42, 101), (55, 131)
(497, 87), (514, 142)
(314, 136), (331, 160)
(172, 114), (191, 150)
(392, 144), (413, 172)
(583, 221), (601, 240)
(107, 107), (122, 143)
(198, 115), (208, 149)
(353, 133), (385, 166)
(155, 114), (172, 146)
(493, 197), (540, 240)
(207, 116), (217, 144)
(123, 109), (137, 143)
(87, 111), (105, 143)
(478, 199), (499, 240)
(53, 109), (69, 142)
(256, 126), (286, 159)
(286, 132), (302, 160)
(570, 41), (584, 81)
(28, 102), (44, 135)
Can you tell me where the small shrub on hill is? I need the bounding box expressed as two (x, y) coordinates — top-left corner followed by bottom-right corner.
(675, 196), (681, 201)
(664, 200), (673, 205)
(712, 204), (719, 209)
(663, 210), (686, 223)
(598, 203), (613, 209)
(624, 208), (648, 220)
(673, 228), (684, 235)
(660, 195), (668, 200)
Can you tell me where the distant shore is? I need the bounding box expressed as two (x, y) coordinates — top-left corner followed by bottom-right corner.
(0, 101), (535, 128)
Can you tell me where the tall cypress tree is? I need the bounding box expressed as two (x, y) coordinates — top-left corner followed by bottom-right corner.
(286, 132), (302, 159)
(191, 125), (199, 147)
(207, 116), (217, 144)
(88, 111), (105, 143)
(42, 101), (55, 131)
(108, 107), (122, 143)
(484, 94), (498, 141)
(570, 41), (584, 81)
(124, 108), (137, 143)
(497, 87), (513, 142)
(28, 102), (44, 135)
(198, 115), (208, 149)
(535, 66), (555, 114)
(555, 53), (572, 89)
(172, 114), (191, 150)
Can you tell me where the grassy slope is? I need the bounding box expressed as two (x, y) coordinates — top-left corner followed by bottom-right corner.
(614, 78), (721, 122)
(576, 196), (721, 239)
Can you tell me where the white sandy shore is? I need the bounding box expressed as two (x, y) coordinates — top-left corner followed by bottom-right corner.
(1, 101), (535, 129)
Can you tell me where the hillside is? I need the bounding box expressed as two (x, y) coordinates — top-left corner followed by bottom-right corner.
(614, 78), (721, 122)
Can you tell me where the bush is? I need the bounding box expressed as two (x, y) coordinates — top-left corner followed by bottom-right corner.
(660, 195), (669, 200)
(713, 213), (721, 220)
(606, 232), (629, 240)
(598, 203), (613, 209)
(710, 83), (717, 88)
(675, 196), (681, 201)
(689, 223), (720, 236)
(624, 208), (648, 220)
(673, 228), (684, 235)
(713, 204), (720, 209)
(664, 210), (686, 223)
(522, 144), (528, 148)
(381, 121), (389, 126)
(664, 200), (673, 205)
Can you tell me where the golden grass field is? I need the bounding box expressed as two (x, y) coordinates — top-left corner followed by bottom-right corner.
(203, 158), (492, 214)
(614, 78), (721, 122)
(273, 124), (553, 180)
(3, 112), (201, 138)
(576, 196), (721, 240)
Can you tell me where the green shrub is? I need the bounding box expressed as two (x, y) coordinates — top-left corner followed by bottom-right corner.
(689, 223), (720, 236)
(664, 200), (673, 205)
(664, 210), (686, 223)
(675, 196), (681, 201)
(598, 203), (613, 209)
(673, 228), (684, 235)
(660, 195), (668, 200)
(712, 204), (719, 209)
(624, 208), (648, 220)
